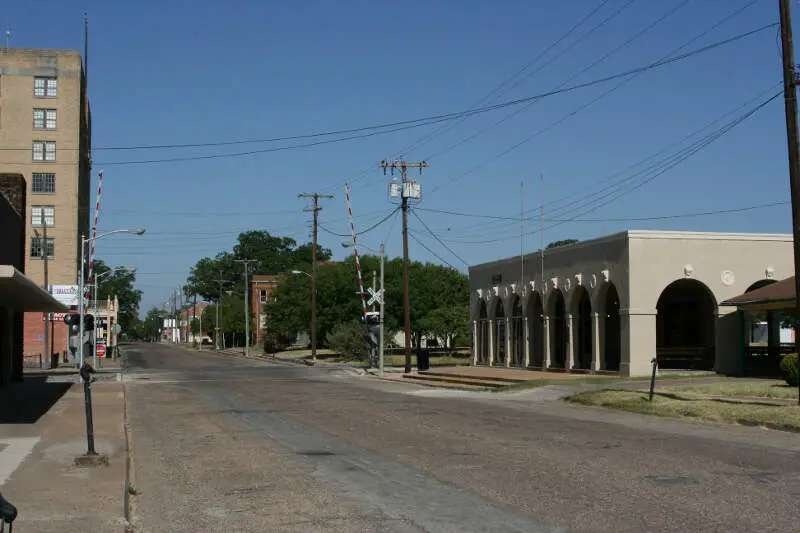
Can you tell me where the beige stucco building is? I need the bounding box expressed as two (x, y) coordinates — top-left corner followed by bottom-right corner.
(469, 230), (794, 377)
(0, 47), (91, 357)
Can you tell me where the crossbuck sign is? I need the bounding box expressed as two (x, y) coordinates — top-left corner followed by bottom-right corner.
(367, 287), (384, 307)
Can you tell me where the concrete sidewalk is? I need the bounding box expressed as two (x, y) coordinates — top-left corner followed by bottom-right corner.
(0, 377), (127, 532)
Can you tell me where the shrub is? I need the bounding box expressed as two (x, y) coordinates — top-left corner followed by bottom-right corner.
(326, 321), (367, 361)
(780, 353), (799, 387)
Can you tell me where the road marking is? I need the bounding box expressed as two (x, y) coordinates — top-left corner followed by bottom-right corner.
(0, 437), (39, 487)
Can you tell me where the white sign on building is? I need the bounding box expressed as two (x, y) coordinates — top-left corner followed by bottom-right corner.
(49, 285), (79, 306)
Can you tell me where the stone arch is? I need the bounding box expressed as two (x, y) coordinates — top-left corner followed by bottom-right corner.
(509, 295), (524, 367)
(527, 292), (545, 367)
(476, 299), (489, 365)
(656, 279), (717, 370)
(547, 289), (567, 368)
(570, 286), (592, 370)
(601, 283), (621, 371)
(493, 297), (506, 366)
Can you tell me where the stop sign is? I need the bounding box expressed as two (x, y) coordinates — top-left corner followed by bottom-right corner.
(96, 344), (106, 357)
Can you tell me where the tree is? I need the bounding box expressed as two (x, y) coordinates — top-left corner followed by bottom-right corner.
(546, 239), (579, 249)
(418, 306), (469, 351)
(326, 320), (368, 361)
(142, 307), (166, 342)
(94, 259), (143, 335)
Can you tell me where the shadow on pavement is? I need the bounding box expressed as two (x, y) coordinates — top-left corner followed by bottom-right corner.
(0, 377), (72, 424)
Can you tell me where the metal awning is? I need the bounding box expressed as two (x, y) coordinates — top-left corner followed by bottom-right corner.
(0, 265), (69, 312)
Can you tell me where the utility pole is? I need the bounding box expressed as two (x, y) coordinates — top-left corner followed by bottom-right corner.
(192, 292), (197, 347)
(380, 159), (427, 374)
(235, 259), (257, 357)
(779, 0), (800, 406)
(38, 227), (51, 368)
(297, 192), (334, 364)
(216, 276), (224, 350)
(178, 287), (184, 344)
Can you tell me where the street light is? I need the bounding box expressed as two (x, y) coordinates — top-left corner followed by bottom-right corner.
(291, 269), (317, 363)
(92, 267), (136, 367)
(79, 229), (145, 369)
(342, 241), (385, 376)
(77, 228), (144, 458)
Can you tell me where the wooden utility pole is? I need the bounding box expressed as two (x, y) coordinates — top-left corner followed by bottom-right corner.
(379, 159), (428, 373)
(37, 227), (51, 368)
(298, 193), (334, 364)
(234, 259), (257, 357)
(779, 0), (800, 405)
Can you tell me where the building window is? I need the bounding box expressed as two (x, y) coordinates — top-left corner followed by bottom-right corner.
(32, 172), (55, 194)
(31, 205), (55, 227)
(30, 236), (55, 258)
(33, 77), (57, 97)
(33, 108), (56, 129)
(259, 290), (268, 303)
(32, 141), (55, 162)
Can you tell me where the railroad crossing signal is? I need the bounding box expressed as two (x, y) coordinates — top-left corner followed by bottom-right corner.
(367, 287), (384, 307)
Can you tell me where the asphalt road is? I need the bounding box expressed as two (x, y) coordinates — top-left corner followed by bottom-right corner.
(123, 343), (800, 533)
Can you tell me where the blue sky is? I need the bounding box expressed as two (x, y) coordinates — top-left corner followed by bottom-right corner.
(5, 0), (797, 313)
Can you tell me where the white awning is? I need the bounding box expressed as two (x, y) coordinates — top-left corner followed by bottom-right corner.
(0, 265), (70, 312)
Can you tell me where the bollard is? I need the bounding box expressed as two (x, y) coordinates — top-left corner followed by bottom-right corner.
(79, 363), (97, 456)
(648, 357), (658, 402)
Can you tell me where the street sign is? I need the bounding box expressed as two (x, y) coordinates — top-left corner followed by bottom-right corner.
(367, 287), (384, 307)
(96, 344), (106, 357)
(110, 324), (122, 335)
(43, 312), (68, 322)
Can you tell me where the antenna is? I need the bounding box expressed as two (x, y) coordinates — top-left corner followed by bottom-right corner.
(5, 25), (11, 48)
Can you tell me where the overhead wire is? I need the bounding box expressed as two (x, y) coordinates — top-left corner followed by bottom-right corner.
(410, 209), (470, 267)
(318, 207), (400, 238)
(428, 0), (767, 195)
(407, 231), (460, 271)
(53, 23), (773, 168)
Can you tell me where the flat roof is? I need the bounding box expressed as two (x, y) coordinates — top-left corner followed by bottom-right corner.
(469, 230), (793, 270)
(0, 47), (81, 56)
(0, 265), (69, 312)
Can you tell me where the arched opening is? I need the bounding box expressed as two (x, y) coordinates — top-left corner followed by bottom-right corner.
(603, 284), (621, 371)
(572, 287), (592, 370)
(510, 296), (525, 367)
(656, 279), (716, 370)
(527, 293), (544, 367)
(549, 291), (567, 368)
(476, 301), (489, 365)
(493, 299), (506, 366)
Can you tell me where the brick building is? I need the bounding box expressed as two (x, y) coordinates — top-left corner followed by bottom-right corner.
(251, 275), (279, 346)
(0, 48), (92, 360)
(1, 173), (66, 382)
(178, 301), (211, 345)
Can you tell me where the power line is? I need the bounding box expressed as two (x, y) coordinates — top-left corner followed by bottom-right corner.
(407, 231), (459, 271)
(429, 1), (767, 195)
(416, 200), (789, 225)
(6, 23), (769, 168)
(421, 0), (690, 164)
(410, 209), (470, 267)
(318, 207), (400, 238)
(432, 93), (780, 245)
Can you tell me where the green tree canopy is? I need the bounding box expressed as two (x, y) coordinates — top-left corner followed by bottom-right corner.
(93, 259), (143, 334)
(546, 239), (579, 249)
(141, 307), (166, 342)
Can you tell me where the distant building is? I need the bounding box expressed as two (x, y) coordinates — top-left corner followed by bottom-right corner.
(0, 47), (92, 360)
(251, 275), (279, 346)
(178, 301), (210, 345)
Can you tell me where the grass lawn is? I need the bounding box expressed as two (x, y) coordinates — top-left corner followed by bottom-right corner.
(659, 380), (798, 400)
(493, 371), (716, 393)
(567, 388), (800, 431)
(312, 353), (471, 368)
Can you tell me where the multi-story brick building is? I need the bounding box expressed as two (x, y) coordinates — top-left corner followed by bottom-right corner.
(0, 48), (92, 360)
(251, 275), (279, 346)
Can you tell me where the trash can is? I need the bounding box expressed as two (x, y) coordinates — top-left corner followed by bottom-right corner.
(417, 349), (430, 371)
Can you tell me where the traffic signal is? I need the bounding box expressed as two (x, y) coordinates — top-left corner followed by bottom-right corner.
(63, 313), (80, 336)
(84, 314), (95, 331)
